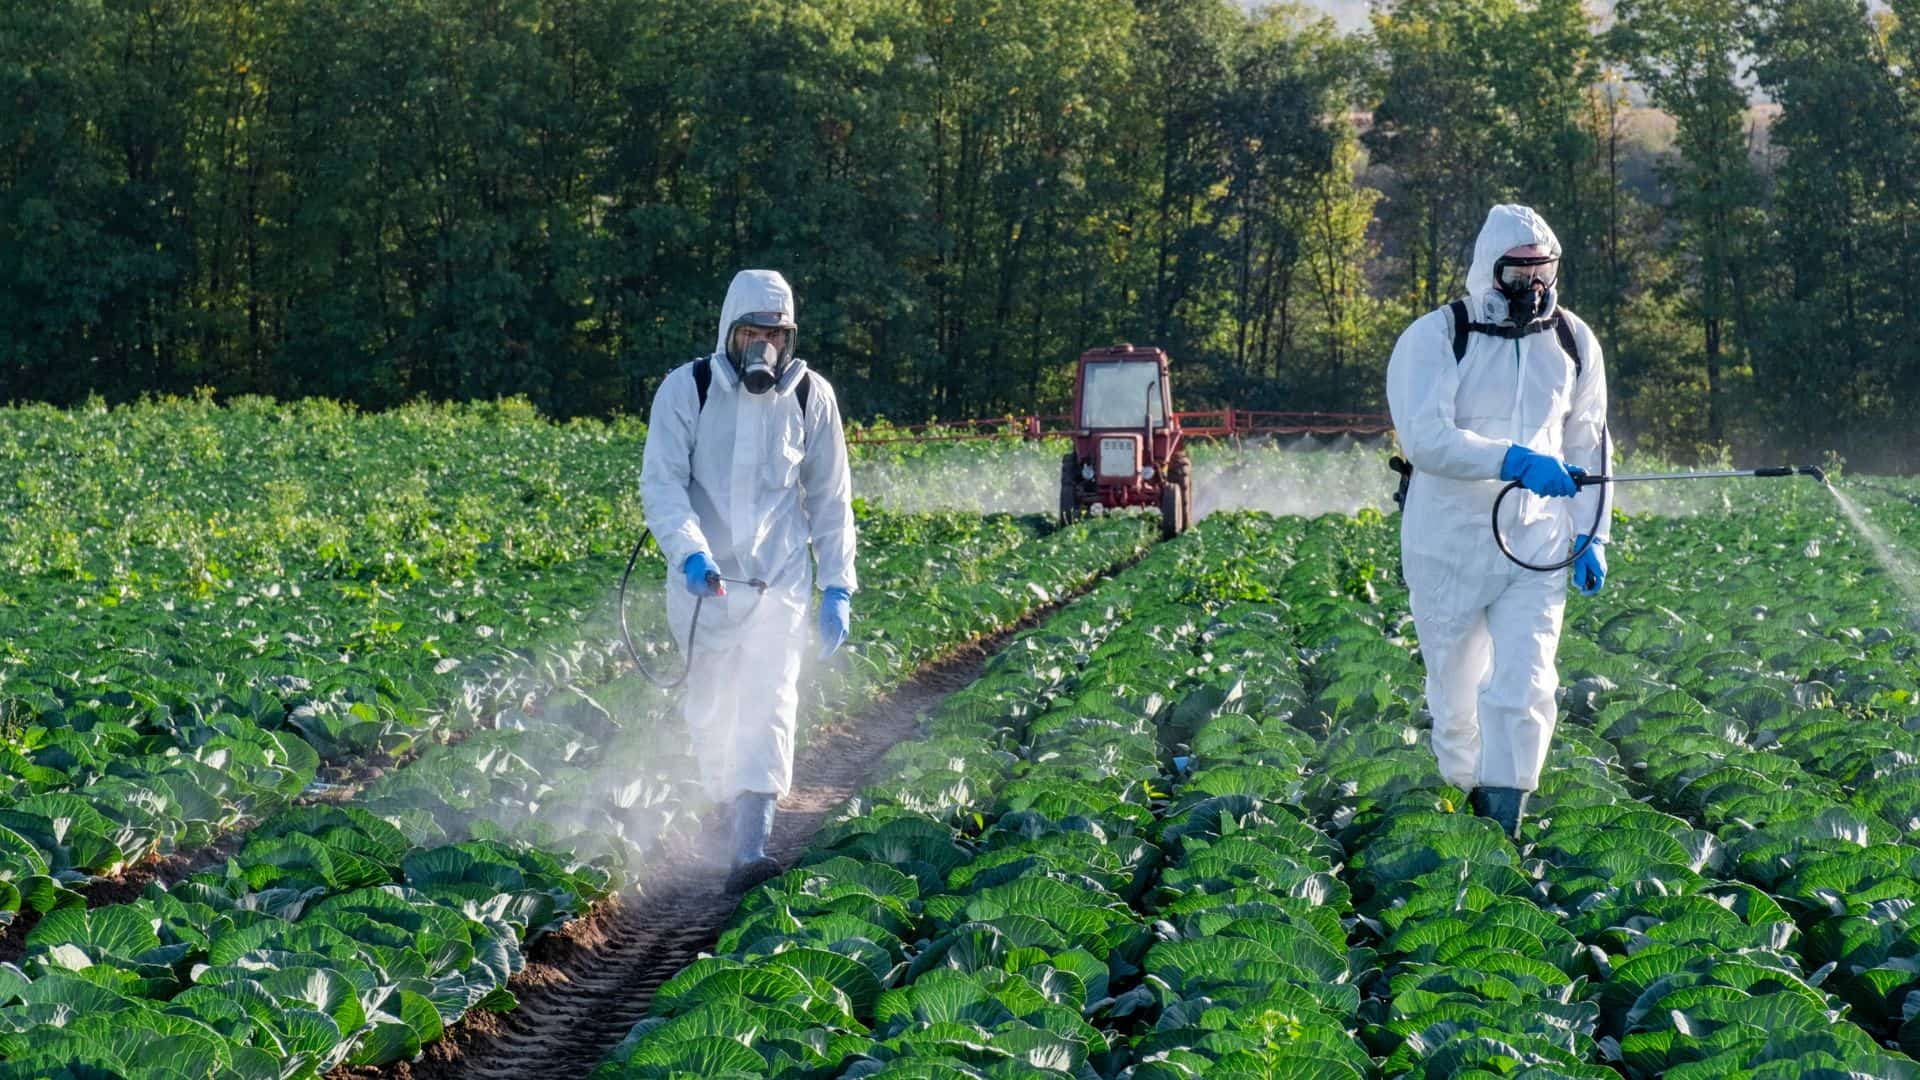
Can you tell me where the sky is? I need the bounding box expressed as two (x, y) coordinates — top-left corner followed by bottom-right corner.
(1256, 0), (1371, 32)
(1245, 0), (1626, 33)
(1258, 0), (1884, 34)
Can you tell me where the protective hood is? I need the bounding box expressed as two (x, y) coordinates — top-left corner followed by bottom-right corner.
(1467, 205), (1560, 323)
(713, 269), (798, 359)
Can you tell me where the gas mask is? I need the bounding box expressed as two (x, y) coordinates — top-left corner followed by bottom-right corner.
(735, 339), (781, 394)
(1493, 252), (1559, 325)
(726, 312), (796, 395)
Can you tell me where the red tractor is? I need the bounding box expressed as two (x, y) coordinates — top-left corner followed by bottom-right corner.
(1058, 344), (1193, 539)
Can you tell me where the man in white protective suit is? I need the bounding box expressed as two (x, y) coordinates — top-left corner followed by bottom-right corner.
(1386, 204), (1612, 840)
(640, 269), (857, 893)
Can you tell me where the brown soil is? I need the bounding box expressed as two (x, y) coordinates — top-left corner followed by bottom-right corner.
(328, 634), (1005, 1080)
(0, 723), (456, 966)
(0, 815), (262, 965)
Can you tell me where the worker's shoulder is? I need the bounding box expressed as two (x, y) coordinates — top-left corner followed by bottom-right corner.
(1554, 307), (1605, 365)
(793, 363), (839, 409)
(1555, 305), (1593, 338)
(648, 358), (707, 412)
(796, 363), (834, 394)
(1392, 305), (1456, 354)
(663, 356), (707, 382)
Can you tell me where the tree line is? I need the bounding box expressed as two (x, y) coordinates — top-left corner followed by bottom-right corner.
(1, 0), (1912, 465)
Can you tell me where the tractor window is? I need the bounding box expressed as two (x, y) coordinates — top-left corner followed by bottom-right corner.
(1081, 362), (1167, 429)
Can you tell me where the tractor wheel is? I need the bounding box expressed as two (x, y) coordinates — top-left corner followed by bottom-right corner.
(1169, 450), (1194, 527)
(1159, 481), (1186, 540)
(1059, 453), (1079, 526)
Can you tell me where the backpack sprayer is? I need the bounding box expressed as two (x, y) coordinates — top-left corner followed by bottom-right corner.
(1490, 465), (1831, 571)
(617, 529), (767, 689)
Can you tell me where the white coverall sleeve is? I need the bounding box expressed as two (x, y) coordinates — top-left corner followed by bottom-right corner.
(801, 377), (858, 592)
(1387, 315), (1514, 481)
(1563, 327), (1613, 544)
(639, 368), (712, 572)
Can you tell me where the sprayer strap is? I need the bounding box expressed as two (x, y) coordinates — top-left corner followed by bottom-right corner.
(1447, 300), (1584, 378)
(1449, 300), (1471, 363)
(694, 356), (713, 409)
(691, 357), (813, 419)
(1554, 316), (1581, 375)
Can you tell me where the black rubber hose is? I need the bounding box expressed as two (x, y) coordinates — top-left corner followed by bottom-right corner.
(617, 529), (702, 690)
(1491, 476), (1610, 572)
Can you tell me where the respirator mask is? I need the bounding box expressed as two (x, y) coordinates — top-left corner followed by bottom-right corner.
(727, 311), (797, 395)
(1493, 251), (1559, 324)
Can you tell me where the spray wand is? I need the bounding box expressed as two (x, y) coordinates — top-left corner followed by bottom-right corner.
(1493, 465), (1831, 572)
(617, 530), (767, 689)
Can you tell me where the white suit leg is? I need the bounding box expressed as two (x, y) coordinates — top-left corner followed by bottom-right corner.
(1405, 550), (1501, 791)
(693, 594), (806, 802)
(689, 641), (744, 801)
(734, 603), (805, 799)
(1477, 569), (1566, 791)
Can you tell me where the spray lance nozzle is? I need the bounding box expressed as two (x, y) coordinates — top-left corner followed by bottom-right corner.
(1746, 464), (1829, 487)
(1799, 464), (1831, 487)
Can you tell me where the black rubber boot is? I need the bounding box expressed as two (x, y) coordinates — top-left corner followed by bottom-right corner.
(702, 800), (734, 846)
(1469, 786), (1529, 840)
(723, 791), (781, 895)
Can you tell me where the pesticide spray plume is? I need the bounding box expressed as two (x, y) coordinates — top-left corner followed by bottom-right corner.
(1821, 477), (1920, 626)
(851, 435), (1397, 519)
(304, 559), (744, 896)
(1190, 435), (1395, 520)
(851, 441), (1064, 514)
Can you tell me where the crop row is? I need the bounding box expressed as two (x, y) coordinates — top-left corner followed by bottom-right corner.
(0, 503), (1056, 914)
(1555, 482), (1920, 1060)
(587, 505), (1920, 1079)
(1305, 505), (1918, 1078)
(0, 512), (1156, 1077)
(0, 397), (1051, 910)
(588, 514), (1355, 1077)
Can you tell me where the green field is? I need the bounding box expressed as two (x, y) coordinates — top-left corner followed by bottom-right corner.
(3, 399), (1919, 1078)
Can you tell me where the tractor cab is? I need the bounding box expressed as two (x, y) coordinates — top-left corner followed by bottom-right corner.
(1059, 345), (1192, 538)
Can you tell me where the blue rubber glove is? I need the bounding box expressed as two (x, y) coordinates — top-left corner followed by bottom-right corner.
(1500, 444), (1580, 498)
(818, 586), (852, 659)
(1572, 535), (1606, 596)
(683, 552), (724, 597)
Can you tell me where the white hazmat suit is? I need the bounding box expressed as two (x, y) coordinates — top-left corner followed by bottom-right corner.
(1387, 205), (1611, 794)
(640, 270), (857, 803)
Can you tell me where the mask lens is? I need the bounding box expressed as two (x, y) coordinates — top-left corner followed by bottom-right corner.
(1498, 258), (1558, 292)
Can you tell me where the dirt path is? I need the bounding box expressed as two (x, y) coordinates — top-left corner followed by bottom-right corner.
(334, 637), (999, 1080)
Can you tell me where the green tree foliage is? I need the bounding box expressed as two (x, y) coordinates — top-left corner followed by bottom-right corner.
(1366, 0), (1518, 311)
(1611, 0), (1760, 451)
(4, 0), (1920, 463)
(1746, 0), (1914, 464)
(0, 0), (1387, 422)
